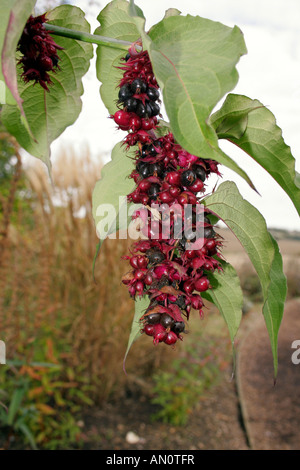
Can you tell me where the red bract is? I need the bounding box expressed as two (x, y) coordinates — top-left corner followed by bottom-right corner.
(17, 14), (63, 91)
(113, 47), (223, 347)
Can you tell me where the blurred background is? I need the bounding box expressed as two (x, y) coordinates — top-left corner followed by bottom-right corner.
(0, 0), (299, 451)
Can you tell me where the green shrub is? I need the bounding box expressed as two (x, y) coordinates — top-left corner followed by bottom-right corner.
(150, 338), (227, 426)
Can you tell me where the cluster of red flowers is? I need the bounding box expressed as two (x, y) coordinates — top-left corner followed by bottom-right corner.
(17, 14), (62, 91)
(112, 47), (223, 347)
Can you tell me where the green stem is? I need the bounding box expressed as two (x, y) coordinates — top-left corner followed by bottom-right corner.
(44, 23), (141, 52)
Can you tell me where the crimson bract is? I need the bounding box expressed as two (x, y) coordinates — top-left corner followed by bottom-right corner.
(111, 46), (224, 347)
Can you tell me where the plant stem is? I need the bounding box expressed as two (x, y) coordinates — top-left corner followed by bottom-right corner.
(44, 23), (140, 52)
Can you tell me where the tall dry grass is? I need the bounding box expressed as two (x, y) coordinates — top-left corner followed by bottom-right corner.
(0, 144), (173, 402)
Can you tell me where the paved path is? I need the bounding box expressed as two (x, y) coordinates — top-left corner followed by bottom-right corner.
(236, 298), (300, 450)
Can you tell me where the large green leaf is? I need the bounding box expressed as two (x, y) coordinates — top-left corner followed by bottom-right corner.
(263, 234), (287, 378)
(1, 5), (93, 171)
(95, 0), (144, 115)
(209, 94), (263, 139)
(127, 3), (257, 190)
(97, 2), (256, 191)
(146, 15), (247, 160)
(204, 181), (286, 376)
(92, 141), (135, 244)
(210, 94), (300, 216)
(0, 0), (36, 110)
(202, 261), (243, 344)
(123, 295), (149, 373)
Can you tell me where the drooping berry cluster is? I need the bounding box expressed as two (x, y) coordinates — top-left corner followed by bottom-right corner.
(17, 14), (63, 91)
(113, 46), (223, 347)
(111, 50), (160, 135)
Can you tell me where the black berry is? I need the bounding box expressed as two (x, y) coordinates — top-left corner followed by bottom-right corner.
(147, 87), (160, 101)
(172, 321), (185, 334)
(181, 169), (197, 187)
(193, 164), (206, 182)
(136, 101), (146, 118)
(118, 84), (132, 102)
(148, 183), (161, 200)
(131, 78), (147, 94)
(124, 97), (138, 112)
(160, 314), (174, 329)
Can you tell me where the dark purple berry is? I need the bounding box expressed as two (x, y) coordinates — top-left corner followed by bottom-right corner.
(148, 101), (160, 116)
(148, 183), (160, 200)
(148, 144), (157, 156)
(151, 163), (163, 177)
(181, 169), (197, 187)
(137, 162), (152, 179)
(172, 321), (185, 334)
(146, 249), (166, 264)
(145, 101), (153, 117)
(146, 313), (161, 324)
(131, 78), (147, 94)
(124, 97), (138, 112)
(118, 84), (132, 102)
(160, 314), (174, 329)
(147, 87), (160, 101)
(193, 164), (207, 182)
(136, 101), (146, 118)
(140, 144), (149, 158)
(204, 226), (215, 239)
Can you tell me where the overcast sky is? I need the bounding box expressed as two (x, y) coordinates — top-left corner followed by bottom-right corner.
(46, 0), (300, 230)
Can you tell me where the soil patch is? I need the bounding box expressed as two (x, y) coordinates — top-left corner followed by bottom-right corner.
(237, 298), (300, 450)
(82, 298), (300, 451)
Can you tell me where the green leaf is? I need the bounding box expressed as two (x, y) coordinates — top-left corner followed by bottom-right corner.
(262, 234), (286, 378)
(128, 8), (256, 190)
(210, 94), (300, 216)
(95, 0), (144, 115)
(204, 181), (286, 376)
(7, 388), (26, 426)
(209, 93), (263, 138)
(295, 172), (300, 189)
(0, 0), (36, 111)
(162, 8), (182, 20)
(202, 261), (243, 344)
(92, 141), (135, 243)
(146, 15), (247, 159)
(1, 5), (93, 171)
(16, 421), (38, 450)
(96, 3), (255, 191)
(154, 119), (171, 138)
(123, 295), (149, 373)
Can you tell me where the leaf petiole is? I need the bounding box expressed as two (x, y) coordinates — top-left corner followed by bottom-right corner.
(43, 23), (141, 51)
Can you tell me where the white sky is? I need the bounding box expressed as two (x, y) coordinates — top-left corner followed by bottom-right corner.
(46, 0), (300, 230)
